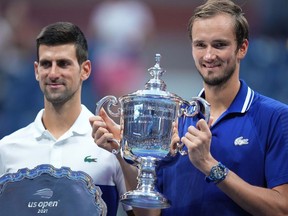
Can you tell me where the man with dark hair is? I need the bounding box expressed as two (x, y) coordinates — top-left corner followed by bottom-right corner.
(0, 22), (131, 216)
(90, 1), (288, 215)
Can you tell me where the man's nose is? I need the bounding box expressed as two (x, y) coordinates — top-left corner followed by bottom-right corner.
(49, 63), (60, 78)
(203, 47), (216, 61)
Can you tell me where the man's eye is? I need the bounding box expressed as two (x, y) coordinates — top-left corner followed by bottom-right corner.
(194, 43), (206, 48)
(40, 61), (51, 68)
(214, 43), (227, 49)
(58, 60), (69, 67)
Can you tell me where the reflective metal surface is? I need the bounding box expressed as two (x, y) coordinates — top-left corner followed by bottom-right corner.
(0, 164), (107, 216)
(96, 53), (210, 209)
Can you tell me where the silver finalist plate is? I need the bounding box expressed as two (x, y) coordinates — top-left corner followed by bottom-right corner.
(0, 164), (107, 216)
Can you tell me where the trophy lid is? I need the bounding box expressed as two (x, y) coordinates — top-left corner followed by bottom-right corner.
(120, 54), (182, 101)
(145, 53), (167, 92)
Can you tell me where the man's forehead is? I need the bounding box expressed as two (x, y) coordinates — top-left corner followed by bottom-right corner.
(192, 17), (235, 42)
(38, 44), (76, 59)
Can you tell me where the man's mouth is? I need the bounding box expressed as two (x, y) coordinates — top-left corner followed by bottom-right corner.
(203, 63), (221, 68)
(47, 82), (64, 89)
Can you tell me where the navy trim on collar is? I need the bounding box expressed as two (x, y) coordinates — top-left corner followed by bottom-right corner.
(198, 80), (254, 114)
(227, 80), (254, 114)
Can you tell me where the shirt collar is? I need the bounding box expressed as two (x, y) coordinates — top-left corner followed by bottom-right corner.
(33, 105), (92, 140)
(69, 105), (92, 135)
(198, 79), (254, 114)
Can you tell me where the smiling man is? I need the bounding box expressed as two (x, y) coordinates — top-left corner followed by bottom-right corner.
(0, 22), (132, 216)
(90, 1), (288, 215)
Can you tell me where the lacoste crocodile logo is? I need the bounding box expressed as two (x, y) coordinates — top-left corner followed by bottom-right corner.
(234, 136), (249, 146)
(84, 155), (97, 163)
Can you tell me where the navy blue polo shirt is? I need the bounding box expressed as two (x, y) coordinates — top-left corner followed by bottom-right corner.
(156, 80), (288, 216)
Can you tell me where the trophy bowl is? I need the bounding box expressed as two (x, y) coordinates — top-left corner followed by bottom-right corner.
(95, 54), (210, 209)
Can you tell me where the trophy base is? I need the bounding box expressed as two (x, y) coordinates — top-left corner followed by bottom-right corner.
(120, 190), (170, 209)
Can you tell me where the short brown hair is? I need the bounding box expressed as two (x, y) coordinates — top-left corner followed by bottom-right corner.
(188, 0), (249, 49)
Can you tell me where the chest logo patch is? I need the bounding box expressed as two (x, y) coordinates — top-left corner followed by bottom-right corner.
(84, 156), (97, 163)
(234, 136), (249, 146)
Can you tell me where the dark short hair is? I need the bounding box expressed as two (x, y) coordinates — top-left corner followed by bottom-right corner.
(36, 22), (88, 64)
(187, 0), (249, 49)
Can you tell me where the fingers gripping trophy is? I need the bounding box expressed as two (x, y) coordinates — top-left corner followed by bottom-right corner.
(95, 54), (210, 209)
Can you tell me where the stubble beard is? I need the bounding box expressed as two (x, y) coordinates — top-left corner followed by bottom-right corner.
(44, 88), (77, 106)
(198, 64), (236, 87)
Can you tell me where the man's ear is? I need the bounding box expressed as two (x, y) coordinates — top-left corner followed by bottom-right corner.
(81, 60), (91, 81)
(34, 61), (39, 81)
(238, 39), (249, 59)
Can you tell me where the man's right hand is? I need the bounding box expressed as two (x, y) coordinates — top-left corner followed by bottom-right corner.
(90, 109), (162, 216)
(89, 108), (121, 153)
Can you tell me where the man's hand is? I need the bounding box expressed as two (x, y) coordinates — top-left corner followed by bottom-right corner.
(182, 118), (216, 175)
(89, 108), (121, 153)
(169, 122), (180, 156)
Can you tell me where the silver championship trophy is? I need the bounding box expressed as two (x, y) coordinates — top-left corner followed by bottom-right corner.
(95, 54), (210, 209)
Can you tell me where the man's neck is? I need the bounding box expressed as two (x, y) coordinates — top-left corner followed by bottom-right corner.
(204, 79), (240, 122)
(42, 102), (82, 139)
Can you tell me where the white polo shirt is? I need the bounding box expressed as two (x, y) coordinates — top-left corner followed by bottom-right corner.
(0, 105), (129, 215)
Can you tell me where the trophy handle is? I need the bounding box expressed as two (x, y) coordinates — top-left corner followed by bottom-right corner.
(95, 95), (122, 155)
(191, 96), (210, 123)
(95, 95), (121, 118)
(177, 97), (210, 155)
